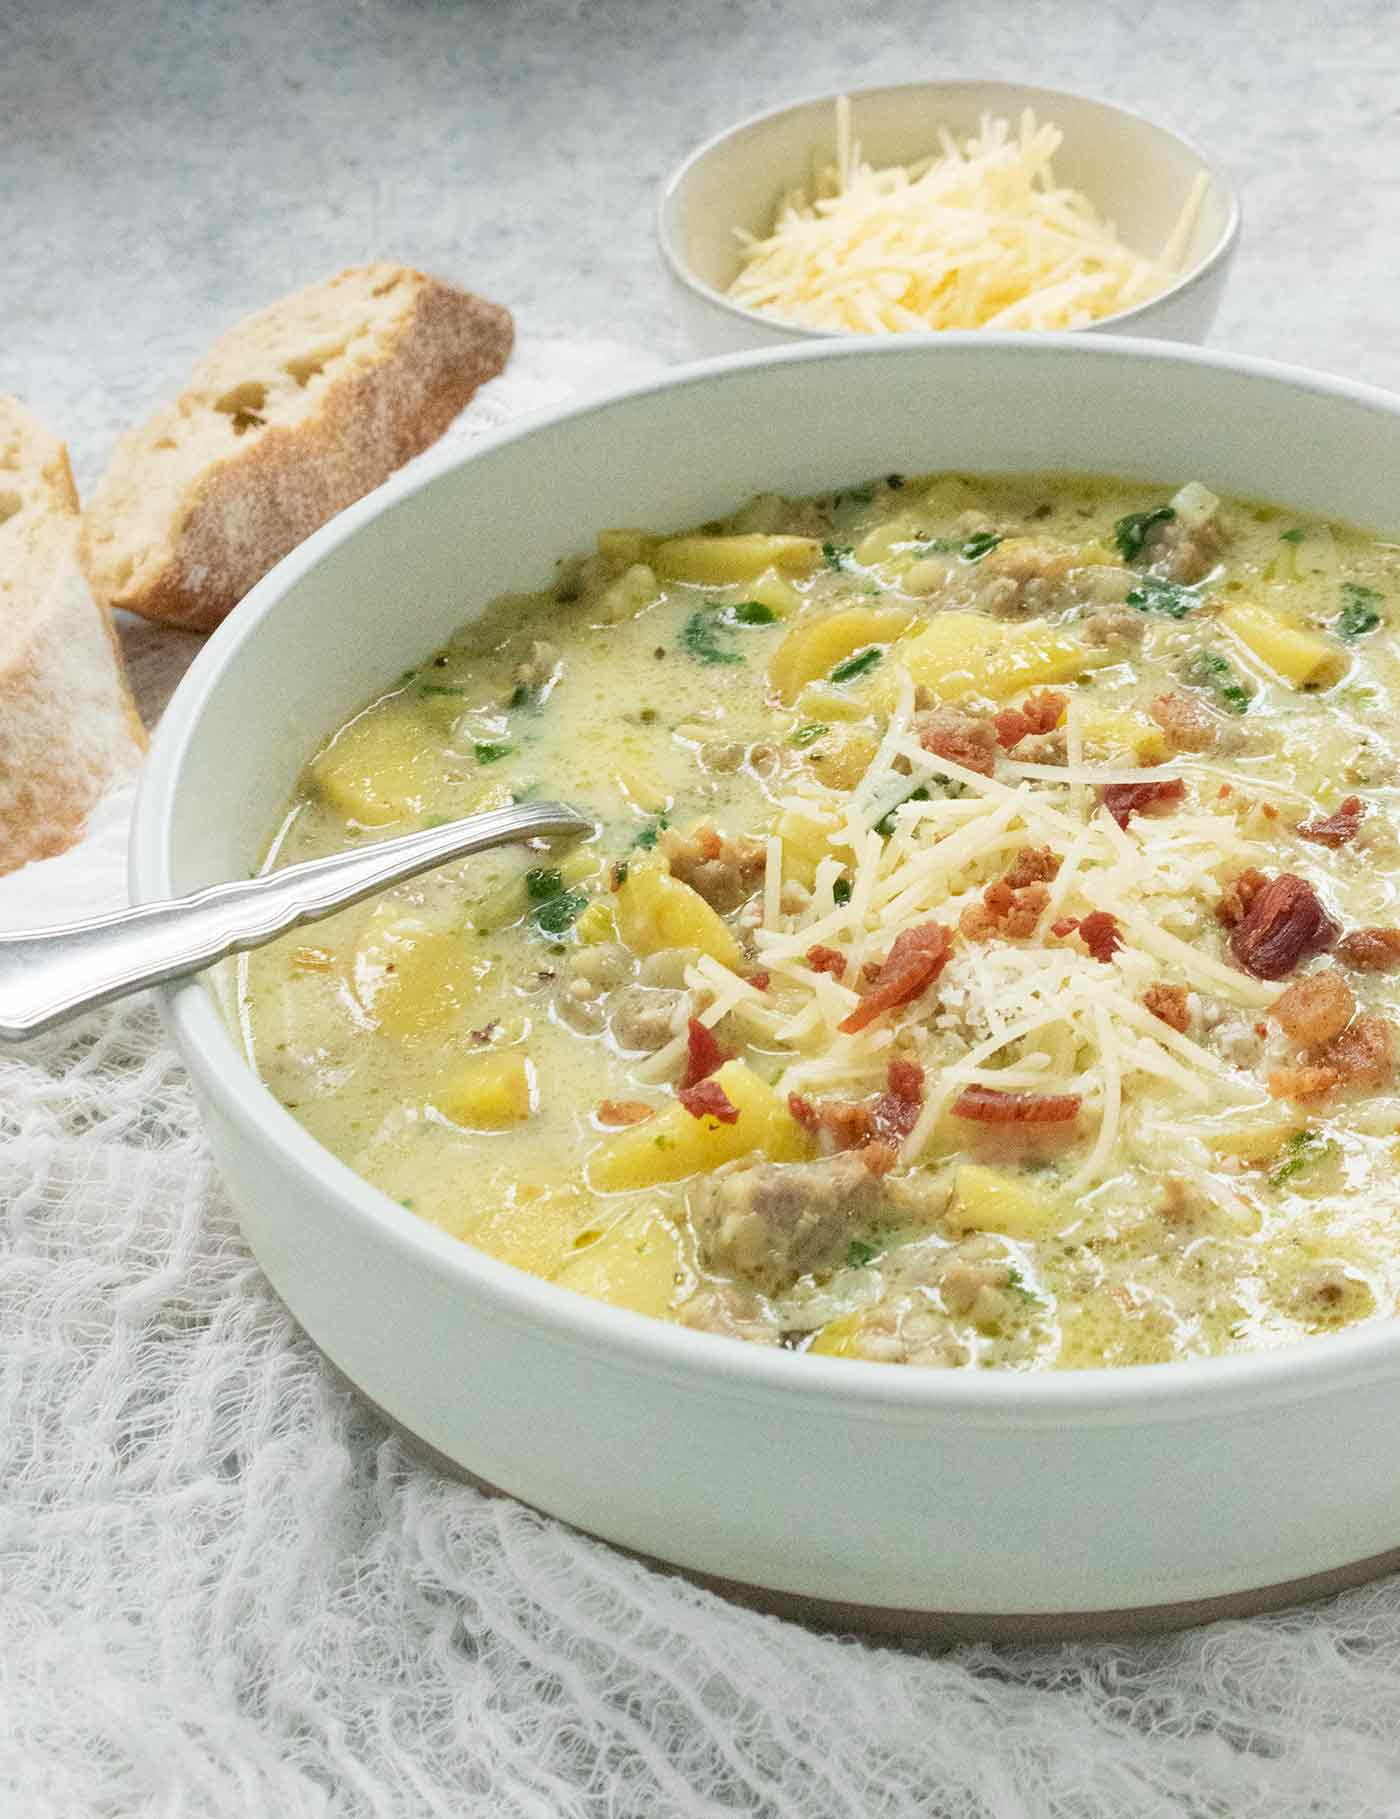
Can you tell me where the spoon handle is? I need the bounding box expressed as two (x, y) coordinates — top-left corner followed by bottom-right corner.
(0, 800), (590, 1041)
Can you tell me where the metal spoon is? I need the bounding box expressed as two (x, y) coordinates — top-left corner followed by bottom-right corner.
(0, 800), (592, 1042)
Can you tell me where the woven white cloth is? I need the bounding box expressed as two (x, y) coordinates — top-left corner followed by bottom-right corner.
(6, 341), (1400, 1819)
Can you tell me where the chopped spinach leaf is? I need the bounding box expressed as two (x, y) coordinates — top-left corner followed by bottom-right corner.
(790, 722), (830, 748)
(1336, 581), (1384, 640)
(507, 682), (531, 709)
(1114, 504), (1175, 562)
(681, 610), (743, 666)
(959, 530), (1002, 562)
(1125, 576), (1195, 619)
(532, 888), (588, 935)
(1279, 527), (1305, 544)
(474, 742), (512, 764)
(1184, 649), (1252, 715)
(832, 876), (852, 906)
(845, 1238), (880, 1268)
(724, 599), (779, 626)
(875, 784), (932, 837)
(525, 867), (564, 902)
(822, 541), (854, 570)
(633, 815), (670, 850)
(829, 645), (882, 685)
(1269, 1128), (1337, 1188)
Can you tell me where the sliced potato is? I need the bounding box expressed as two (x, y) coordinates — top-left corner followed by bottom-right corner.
(552, 1207), (683, 1317)
(588, 1060), (810, 1191)
(652, 534), (821, 585)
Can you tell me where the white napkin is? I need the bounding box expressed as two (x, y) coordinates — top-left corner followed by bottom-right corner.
(4, 338), (1399, 1819)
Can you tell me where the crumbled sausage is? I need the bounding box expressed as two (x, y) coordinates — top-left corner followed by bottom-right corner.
(1101, 778), (1187, 829)
(1272, 970), (1355, 1049)
(960, 880), (1050, 941)
(1268, 1065), (1340, 1102)
(689, 1152), (886, 1294)
(1148, 692), (1218, 753)
(1143, 510), (1227, 583)
(1218, 867), (1269, 927)
(1337, 927), (1400, 971)
(609, 984), (684, 1052)
(787, 1059), (924, 1156)
(915, 707), (999, 777)
(939, 1256), (1013, 1316)
(1326, 1014), (1393, 1087)
(1051, 912), (1121, 962)
(806, 944), (848, 980)
(1144, 983), (1190, 1032)
(1297, 796), (1367, 849)
(1230, 874), (1337, 980)
(660, 821), (766, 913)
(1003, 844), (1061, 888)
(513, 639), (558, 690)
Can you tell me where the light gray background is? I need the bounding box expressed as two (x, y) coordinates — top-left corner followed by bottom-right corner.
(6, 0), (1398, 498)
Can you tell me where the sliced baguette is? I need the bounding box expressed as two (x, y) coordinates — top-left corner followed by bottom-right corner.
(0, 396), (145, 876)
(81, 264), (514, 632)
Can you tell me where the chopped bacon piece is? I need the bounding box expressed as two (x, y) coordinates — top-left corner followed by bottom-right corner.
(820, 1099), (878, 1150)
(1148, 692), (1217, 753)
(1230, 874), (1337, 981)
(839, 922), (954, 1034)
(1337, 927), (1400, 972)
(861, 1142), (900, 1177)
(748, 971), (771, 992)
(1217, 868), (1269, 928)
(680, 1016), (728, 1089)
(1101, 778), (1187, 830)
(1272, 970), (1354, 1049)
(952, 1084), (1082, 1124)
(788, 1092), (818, 1130)
(1327, 1014), (1393, 1088)
(1297, 795), (1366, 849)
(1077, 911), (1122, 963)
(1051, 916), (1079, 939)
(995, 689), (1068, 750)
(596, 1100), (654, 1126)
(1268, 1066), (1340, 1102)
(1143, 983), (1190, 1032)
(868, 1058), (925, 1145)
(886, 1057), (925, 1103)
(806, 944), (848, 980)
(677, 1079), (739, 1124)
(916, 708), (999, 777)
(1003, 845), (1061, 889)
(960, 880), (1049, 941)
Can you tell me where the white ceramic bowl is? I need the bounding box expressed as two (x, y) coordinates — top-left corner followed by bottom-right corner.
(658, 81), (1240, 358)
(135, 336), (1400, 1639)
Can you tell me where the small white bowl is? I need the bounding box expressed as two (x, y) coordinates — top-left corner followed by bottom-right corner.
(658, 80), (1240, 357)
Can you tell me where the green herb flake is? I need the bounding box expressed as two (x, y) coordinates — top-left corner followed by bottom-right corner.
(725, 600), (779, 626)
(829, 645), (882, 685)
(832, 876), (853, 906)
(474, 742), (512, 764)
(1184, 649), (1252, 715)
(681, 610), (743, 666)
(532, 889), (588, 935)
(1269, 1128), (1338, 1188)
(875, 784), (931, 838)
(419, 683), (469, 699)
(845, 1238), (880, 1269)
(1336, 581), (1384, 641)
(1279, 527), (1306, 544)
(633, 815), (670, 850)
(613, 861), (629, 887)
(837, 484), (875, 506)
(960, 530), (1003, 562)
(1003, 1265), (1042, 1306)
(1114, 505), (1175, 563)
(525, 867), (564, 903)
(822, 541), (854, 570)
(1125, 576), (1195, 620)
(790, 722), (830, 748)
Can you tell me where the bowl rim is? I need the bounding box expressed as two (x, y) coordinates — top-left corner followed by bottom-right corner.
(655, 76), (1242, 342)
(133, 330), (1400, 1426)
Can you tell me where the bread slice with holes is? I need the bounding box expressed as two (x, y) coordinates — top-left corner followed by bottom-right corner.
(80, 264), (514, 632)
(0, 395), (145, 875)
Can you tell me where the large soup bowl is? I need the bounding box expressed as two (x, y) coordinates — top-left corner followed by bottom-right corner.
(133, 336), (1400, 1637)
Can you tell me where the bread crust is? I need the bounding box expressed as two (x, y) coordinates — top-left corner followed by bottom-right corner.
(81, 267), (513, 632)
(0, 396), (145, 876)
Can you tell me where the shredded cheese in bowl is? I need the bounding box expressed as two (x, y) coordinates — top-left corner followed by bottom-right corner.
(725, 99), (1209, 334)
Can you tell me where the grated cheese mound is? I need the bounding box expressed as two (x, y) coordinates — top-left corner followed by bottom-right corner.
(735, 663), (1279, 1192)
(726, 100), (1209, 335)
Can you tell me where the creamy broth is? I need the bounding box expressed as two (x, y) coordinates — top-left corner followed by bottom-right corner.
(244, 473), (1400, 1370)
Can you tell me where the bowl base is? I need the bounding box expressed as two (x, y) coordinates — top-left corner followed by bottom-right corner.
(354, 1376), (1400, 1643)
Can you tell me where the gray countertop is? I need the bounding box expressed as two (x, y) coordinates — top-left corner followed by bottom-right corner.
(8, 0), (1400, 498)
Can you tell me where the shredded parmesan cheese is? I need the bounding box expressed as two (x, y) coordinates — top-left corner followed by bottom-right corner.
(727, 100), (1209, 336)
